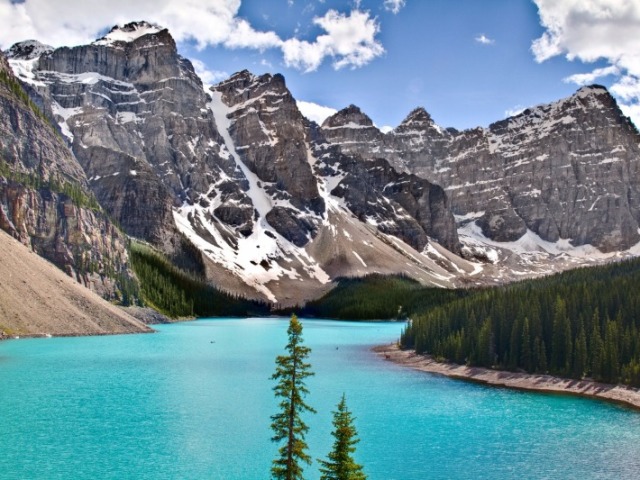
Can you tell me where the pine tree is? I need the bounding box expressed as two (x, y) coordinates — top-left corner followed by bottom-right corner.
(572, 327), (587, 379)
(271, 315), (316, 480)
(520, 317), (532, 372)
(318, 394), (366, 480)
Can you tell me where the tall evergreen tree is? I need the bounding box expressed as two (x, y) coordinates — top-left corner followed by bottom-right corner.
(271, 315), (316, 480)
(318, 394), (366, 480)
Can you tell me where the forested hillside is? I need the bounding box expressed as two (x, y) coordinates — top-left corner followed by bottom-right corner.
(130, 241), (269, 318)
(400, 259), (640, 386)
(292, 275), (465, 320)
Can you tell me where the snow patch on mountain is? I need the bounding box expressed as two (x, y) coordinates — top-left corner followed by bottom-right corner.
(93, 21), (163, 46)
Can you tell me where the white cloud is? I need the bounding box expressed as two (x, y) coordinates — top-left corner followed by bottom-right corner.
(379, 125), (393, 133)
(0, 1), (384, 73)
(475, 34), (494, 45)
(505, 105), (525, 117)
(563, 65), (619, 85)
(296, 100), (337, 124)
(0, 0), (281, 50)
(619, 103), (640, 128)
(282, 9), (384, 72)
(610, 75), (640, 101)
(384, 0), (406, 14)
(190, 59), (228, 90)
(532, 0), (640, 127)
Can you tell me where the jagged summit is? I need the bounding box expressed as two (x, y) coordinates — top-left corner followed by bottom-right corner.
(5, 40), (53, 60)
(322, 104), (375, 129)
(576, 84), (609, 95)
(395, 107), (446, 136)
(93, 21), (165, 46)
(215, 69), (287, 94)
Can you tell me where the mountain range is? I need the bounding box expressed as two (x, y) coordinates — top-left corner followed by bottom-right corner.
(2, 21), (640, 307)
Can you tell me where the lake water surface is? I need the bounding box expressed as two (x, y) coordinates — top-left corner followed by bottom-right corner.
(1, 318), (640, 479)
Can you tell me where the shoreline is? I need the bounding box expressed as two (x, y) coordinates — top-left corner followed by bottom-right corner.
(374, 343), (640, 411)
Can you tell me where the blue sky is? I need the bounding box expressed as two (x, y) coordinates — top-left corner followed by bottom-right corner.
(2, 0), (639, 130)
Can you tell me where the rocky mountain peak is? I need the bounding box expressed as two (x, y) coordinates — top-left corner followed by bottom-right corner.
(5, 40), (53, 60)
(401, 107), (432, 125)
(575, 84), (609, 97)
(322, 104), (375, 129)
(93, 21), (165, 46)
(214, 70), (289, 106)
(395, 107), (447, 137)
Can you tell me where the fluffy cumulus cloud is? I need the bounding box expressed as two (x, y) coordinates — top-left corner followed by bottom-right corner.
(532, 0), (640, 126)
(0, 0), (384, 73)
(282, 9), (384, 72)
(0, 0), (280, 50)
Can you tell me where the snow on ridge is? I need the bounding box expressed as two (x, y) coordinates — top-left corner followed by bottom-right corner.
(6, 40), (53, 60)
(322, 121), (377, 131)
(8, 57), (46, 86)
(207, 92), (274, 219)
(51, 101), (83, 141)
(93, 22), (163, 46)
(171, 91), (332, 299)
(459, 220), (631, 261)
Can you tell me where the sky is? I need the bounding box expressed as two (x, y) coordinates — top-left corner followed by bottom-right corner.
(1, 0), (639, 131)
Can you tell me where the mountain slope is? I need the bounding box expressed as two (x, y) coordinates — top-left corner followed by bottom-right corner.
(0, 229), (149, 337)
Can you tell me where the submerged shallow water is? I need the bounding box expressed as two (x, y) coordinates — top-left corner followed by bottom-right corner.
(1, 318), (640, 479)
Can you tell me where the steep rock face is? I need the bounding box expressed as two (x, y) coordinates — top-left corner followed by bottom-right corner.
(212, 71), (324, 244)
(321, 104), (382, 148)
(442, 86), (640, 251)
(326, 86), (640, 252)
(0, 51), (131, 296)
(310, 140), (460, 253)
(8, 22), (244, 266)
(317, 106), (459, 253)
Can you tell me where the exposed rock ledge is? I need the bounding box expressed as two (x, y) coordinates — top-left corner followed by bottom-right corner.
(374, 343), (640, 411)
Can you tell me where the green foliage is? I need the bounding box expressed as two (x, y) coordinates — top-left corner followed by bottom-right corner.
(271, 315), (316, 480)
(292, 274), (465, 320)
(401, 258), (640, 386)
(0, 160), (100, 211)
(318, 394), (366, 480)
(0, 69), (57, 135)
(129, 240), (268, 318)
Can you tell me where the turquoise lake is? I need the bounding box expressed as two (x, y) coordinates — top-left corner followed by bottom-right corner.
(1, 317), (640, 479)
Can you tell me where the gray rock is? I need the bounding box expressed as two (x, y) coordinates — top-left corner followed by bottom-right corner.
(0, 51), (132, 298)
(326, 86), (640, 252)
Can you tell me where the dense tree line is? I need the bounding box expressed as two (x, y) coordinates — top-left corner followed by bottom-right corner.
(292, 275), (465, 320)
(401, 259), (640, 386)
(130, 241), (269, 318)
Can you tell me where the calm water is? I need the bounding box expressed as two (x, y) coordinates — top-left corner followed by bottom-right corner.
(1, 318), (640, 479)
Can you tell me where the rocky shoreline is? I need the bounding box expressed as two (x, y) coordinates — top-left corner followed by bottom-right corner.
(374, 343), (640, 411)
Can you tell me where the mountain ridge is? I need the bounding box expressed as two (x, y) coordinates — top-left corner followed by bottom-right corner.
(4, 22), (640, 305)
